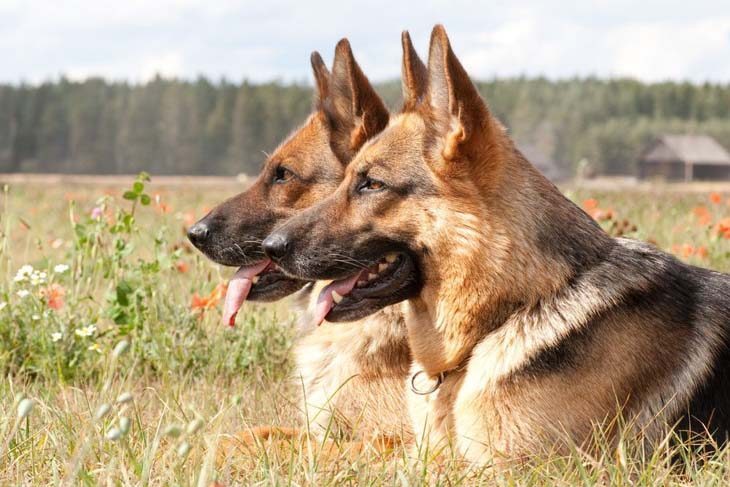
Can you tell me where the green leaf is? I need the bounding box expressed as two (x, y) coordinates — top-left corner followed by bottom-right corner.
(116, 281), (133, 307)
(123, 191), (138, 201)
(139, 194), (151, 206)
(110, 307), (129, 325)
(74, 223), (86, 238)
(132, 181), (144, 194)
(138, 171), (151, 182)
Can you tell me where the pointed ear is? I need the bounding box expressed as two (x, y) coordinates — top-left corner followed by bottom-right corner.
(401, 31), (427, 111)
(427, 25), (491, 161)
(310, 51), (330, 106)
(326, 38), (389, 156)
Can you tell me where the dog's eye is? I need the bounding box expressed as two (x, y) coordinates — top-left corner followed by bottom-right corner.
(273, 166), (294, 184)
(358, 177), (386, 193)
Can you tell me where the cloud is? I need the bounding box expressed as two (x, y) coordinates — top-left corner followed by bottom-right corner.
(608, 18), (730, 81)
(65, 51), (185, 81)
(1, 0), (729, 84)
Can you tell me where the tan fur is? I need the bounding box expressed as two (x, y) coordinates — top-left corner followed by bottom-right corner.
(199, 39), (418, 453)
(292, 289), (412, 441)
(252, 41), (414, 445)
(277, 40), (415, 444)
(399, 28), (724, 463)
(268, 25), (728, 465)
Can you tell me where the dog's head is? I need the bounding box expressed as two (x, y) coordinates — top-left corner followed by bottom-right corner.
(187, 40), (389, 325)
(264, 27), (541, 326)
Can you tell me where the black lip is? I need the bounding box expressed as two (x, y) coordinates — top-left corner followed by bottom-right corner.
(189, 235), (308, 300)
(247, 270), (308, 302)
(325, 252), (421, 322)
(190, 240), (266, 268)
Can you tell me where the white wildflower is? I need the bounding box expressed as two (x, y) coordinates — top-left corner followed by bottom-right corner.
(31, 314), (40, 321)
(14, 264), (33, 282)
(0, 302), (7, 311)
(16, 290), (30, 299)
(29, 270), (47, 286)
(74, 324), (97, 337)
(53, 264), (70, 274)
(51, 332), (63, 342)
(88, 343), (102, 354)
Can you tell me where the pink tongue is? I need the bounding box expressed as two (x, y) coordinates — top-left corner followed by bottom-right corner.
(222, 259), (271, 327)
(312, 272), (364, 327)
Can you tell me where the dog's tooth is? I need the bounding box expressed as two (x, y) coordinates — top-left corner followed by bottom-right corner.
(368, 273), (378, 281)
(252, 276), (260, 284)
(385, 253), (398, 263)
(378, 263), (388, 273)
(332, 291), (344, 304)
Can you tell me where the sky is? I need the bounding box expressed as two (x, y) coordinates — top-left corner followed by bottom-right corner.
(2, 0), (730, 85)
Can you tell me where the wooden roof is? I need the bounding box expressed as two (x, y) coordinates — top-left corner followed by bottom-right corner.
(642, 135), (730, 166)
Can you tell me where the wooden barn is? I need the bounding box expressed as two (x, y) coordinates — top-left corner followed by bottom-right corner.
(639, 135), (730, 181)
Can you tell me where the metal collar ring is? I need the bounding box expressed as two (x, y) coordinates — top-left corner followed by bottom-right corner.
(410, 370), (445, 395)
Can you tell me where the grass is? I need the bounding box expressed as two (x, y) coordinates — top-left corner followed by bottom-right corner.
(1, 175), (729, 485)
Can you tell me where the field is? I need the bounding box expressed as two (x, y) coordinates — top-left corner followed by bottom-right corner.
(1, 174), (730, 485)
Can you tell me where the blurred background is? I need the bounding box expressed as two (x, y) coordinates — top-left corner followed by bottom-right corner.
(2, 0), (730, 180)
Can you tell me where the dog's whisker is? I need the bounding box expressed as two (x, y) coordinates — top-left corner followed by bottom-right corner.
(329, 252), (371, 270)
(331, 258), (368, 271)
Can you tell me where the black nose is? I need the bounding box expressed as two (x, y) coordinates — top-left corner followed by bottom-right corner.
(187, 221), (210, 245)
(262, 234), (290, 261)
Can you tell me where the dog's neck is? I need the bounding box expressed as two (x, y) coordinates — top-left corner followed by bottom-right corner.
(407, 143), (614, 376)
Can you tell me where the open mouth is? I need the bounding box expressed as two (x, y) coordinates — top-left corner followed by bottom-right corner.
(248, 263), (308, 303)
(222, 260), (306, 326)
(312, 251), (420, 326)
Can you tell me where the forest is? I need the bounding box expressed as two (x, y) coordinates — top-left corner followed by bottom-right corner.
(2, 76), (730, 176)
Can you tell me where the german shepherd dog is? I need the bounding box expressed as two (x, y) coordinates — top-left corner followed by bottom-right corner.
(263, 25), (730, 463)
(188, 39), (417, 443)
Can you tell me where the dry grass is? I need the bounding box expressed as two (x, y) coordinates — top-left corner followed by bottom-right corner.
(1, 176), (729, 485)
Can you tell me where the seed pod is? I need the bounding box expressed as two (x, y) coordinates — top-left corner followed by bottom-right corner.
(164, 424), (183, 438)
(119, 416), (131, 435)
(105, 427), (122, 441)
(113, 340), (130, 358)
(95, 403), (111, 420)
(17, 398), (34, 419)
(116, 392), (133, 404)
(186, 418), (204, 435)
(177, 441), (191, 458)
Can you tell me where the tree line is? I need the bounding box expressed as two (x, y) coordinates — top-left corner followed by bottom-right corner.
(1, 76), (729, 176)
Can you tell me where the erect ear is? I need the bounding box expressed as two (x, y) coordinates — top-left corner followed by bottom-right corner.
(325, 38), (389, 158)
(310, 51), (330, 106)
(426, 25), (491, 161)
(401, 31), (427, 111)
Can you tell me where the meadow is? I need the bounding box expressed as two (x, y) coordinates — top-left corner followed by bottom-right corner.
(1, 174), (730, 485)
